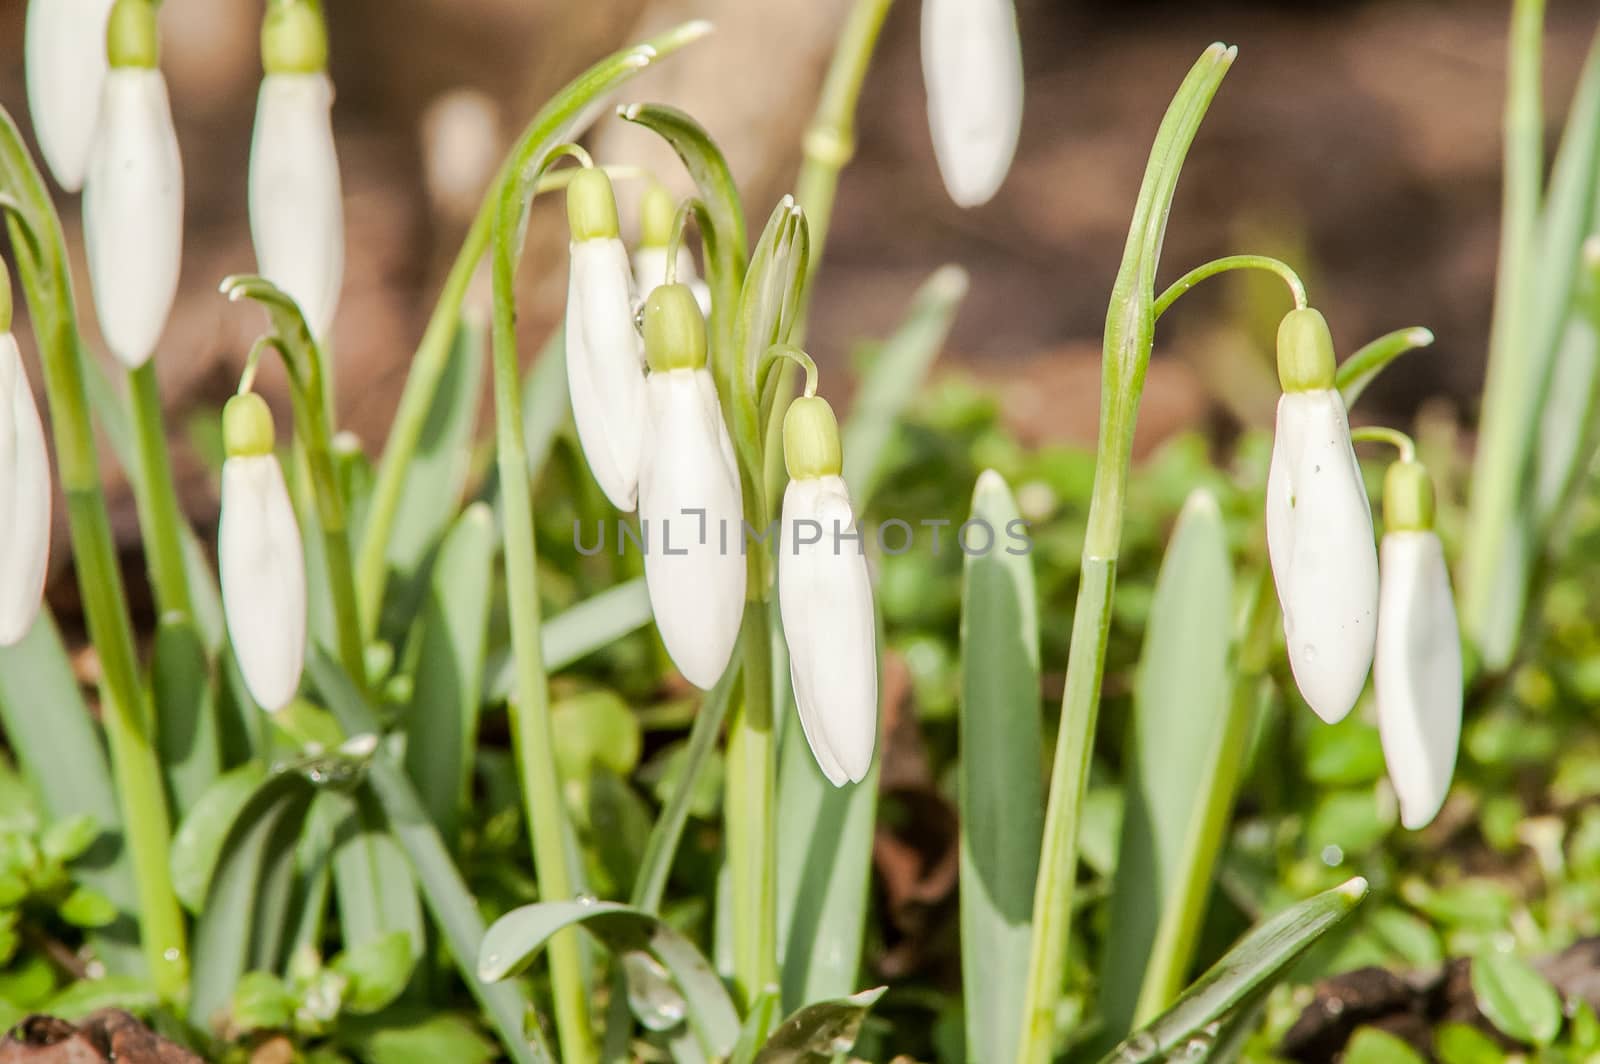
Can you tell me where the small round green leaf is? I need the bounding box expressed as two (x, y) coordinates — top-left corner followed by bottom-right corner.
(1471, 950), (1562, 1046)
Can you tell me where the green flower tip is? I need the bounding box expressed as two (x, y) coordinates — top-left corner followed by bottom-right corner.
(783, 395), (842, 480)
(1276, 307), (1337, 393)
(107, 0), (159, 69)
(642, 284), (706, 372)
(1383, 460), (1435, 533)
(261, 0), (329, 75)
(223, 393), (276, 458)
(639, 182), (677, 249)
(566, 168), (620, 242)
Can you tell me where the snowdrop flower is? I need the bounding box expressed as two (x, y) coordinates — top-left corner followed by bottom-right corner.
(1375, 460), (1461, 829)
(779, 394), (877, 786)
(249, 1), (344, 340)
(1266, 308), (1378, 724)
(24, 0), (116, 192)
(0, 269), (52, 646)
(632, 182), (710, 317)
(82, 0), (183, 369)
(565, 168), (647, 511)
(219, 392), (306, 711)
(920, 0), (1024, 207)
(636, 283), (745, 688)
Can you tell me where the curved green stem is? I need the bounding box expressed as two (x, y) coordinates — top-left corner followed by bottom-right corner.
(756, 343), (818, 399)
(1350, 425), (1417, 463)
(1152, 255), (1307, 320)
(663, 197), (705, 287)
(126, 361), (194, 620)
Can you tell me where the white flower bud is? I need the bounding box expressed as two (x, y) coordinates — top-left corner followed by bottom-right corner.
(0, 334), (53, 646)
(637, 368), (746, 689)
(567, 236), (647, 511)
(219, 400), (306, 712)
(24, 0), (116, 192)
(1375, 530), (1462, 829)
(1266, 388), (1378, 723)
(920, 0), (1024, 208)
(249, 72), (344, 340)
(779, 474), (877, 786)
(83, 67), (184, 368)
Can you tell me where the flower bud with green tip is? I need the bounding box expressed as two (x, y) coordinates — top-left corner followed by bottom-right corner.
(1375, 459), (1461, 829)
(921, 0), (1023, 207)
(778, 393), (877, 786)
(631, 182), (709, 316)
(250, 0), (343, 340)
(1266, 307), (1378, 723)
(219, 392), (306, 711)
(565, 167), (647, 511)
(0, 261), (53, 646)
(82, 0), (183, 368)
(636, 284), (745, 688)
(25, 0), (117, 192)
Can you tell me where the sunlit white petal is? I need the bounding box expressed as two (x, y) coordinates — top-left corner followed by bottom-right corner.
(1266, 389), (1378, 723)
(249, 72), (344, 340)
(1376, 531), (1462, 829)
(567, 238), (647, 510)
(921, 0), (1024, 207)
(637, 368), (745, 688)
(779, 475), (877, 786)
(83, 68), (183, 368)
(25, 0), (116, 192)
(220, 455), (307, 711)
(0, 335), (52, 645)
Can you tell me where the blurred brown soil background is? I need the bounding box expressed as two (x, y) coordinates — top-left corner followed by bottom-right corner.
(0, 0), (1593, 603)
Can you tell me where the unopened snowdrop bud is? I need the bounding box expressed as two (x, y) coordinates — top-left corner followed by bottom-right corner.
(82, 0), (182, 369)
(566, 168), (647, 511)
(779, 395), (877, 786)
(632, 182), (709, 316)
(25, 0), (117, 192)
(1266, 308), (1378, 724)
(249, 1), (343, 340)
(219, 393), (306, 711)
(920, 0), (1024, 207)
(1375, 460), (1461, 829)
(0, 264), (53, 646)
(637, 284), (745, 688)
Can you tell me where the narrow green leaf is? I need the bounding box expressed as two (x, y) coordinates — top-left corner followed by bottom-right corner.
(1471, 950), (1563, 1046)
(169, 761), (267, 913)
(752, 987), (886, 1064)
(957, 470), (1041, 1064)
(521, 327), (569, 484)
(406, 504), (495, 840)
(479, 899), (740, 1058)
(485, 578), (655, 701)
(151, 617), (221, 820)
(1335, 327), (1436, 409)
(329, 789), (424, 961)
(841, 265), (968, 507)
(730, 988), (784, 1064)
(1097, 877), (1369, 1064)
(364, 757), (548, 1064)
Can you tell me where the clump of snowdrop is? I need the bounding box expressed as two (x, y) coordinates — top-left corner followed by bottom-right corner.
(82, 0), (183, 369)
(24, 0), (117, 192)
(1375, 459), (1462, 829)
(218, 392), (306, 711)
(248, 0), (344, 341)
(564, 168), (647, 512)
(779, 393), (877, 786)
(632, 182), (710, 316)
(0, 263), (52, 647)
(920, 0), (1024, 207)
(636, 282), (746, 689)
(1265, 308), (1378, 724)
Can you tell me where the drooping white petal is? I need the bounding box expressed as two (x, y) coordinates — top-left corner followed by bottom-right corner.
(567, 238), (647, 511)
(0, 335), (52, 646)
(249, 72), (344, 340)
(631, 246), (711, 317)
(24, 0), (116, 192)
(1376, 531), (1462, 829)
(1265, 388), (1378, 723)
(220, 454), (307, 711)
(637, 368), (745, 688)
(83, 68), (184, 368)
(920, 0), (1024, 208)
(779, 475), (877, 786)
